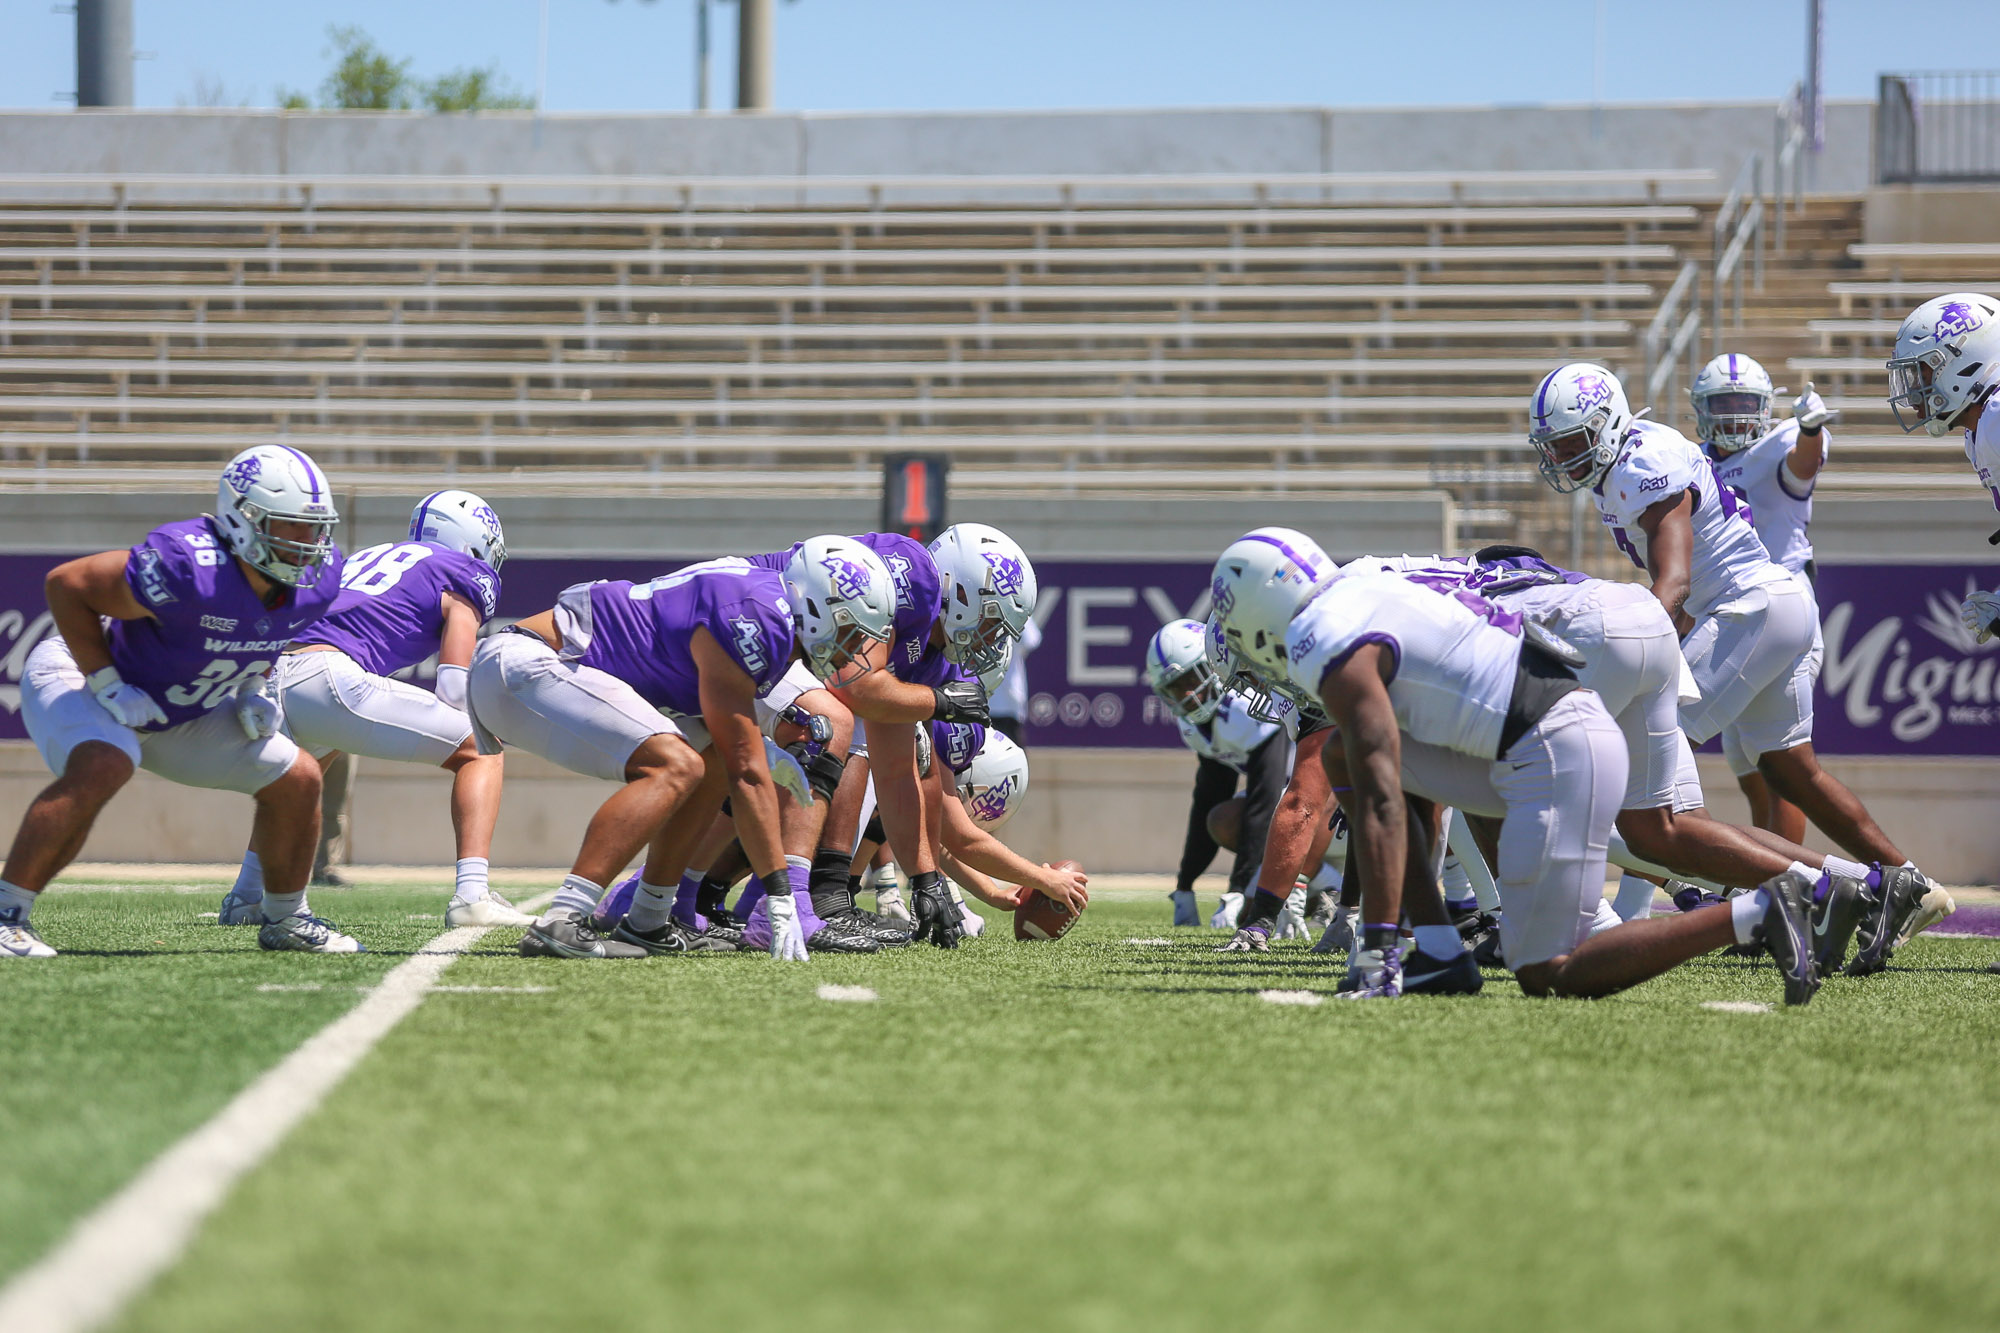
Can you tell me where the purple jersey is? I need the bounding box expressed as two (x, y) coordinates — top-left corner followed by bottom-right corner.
(561, 560), (796, 715)
(110, 517), (346, 730)
(748, 533), (947, 682)
(299, 541), (500, 677)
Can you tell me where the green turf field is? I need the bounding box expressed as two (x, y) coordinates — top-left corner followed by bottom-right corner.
(6, 875), (2000, 1333)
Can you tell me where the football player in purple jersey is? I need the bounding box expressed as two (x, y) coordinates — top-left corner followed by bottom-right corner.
(2, 446), (354, 959)
(740, 523), (1036, 951)
(466, 536), (895, 960)
(216, 490), (533, 931)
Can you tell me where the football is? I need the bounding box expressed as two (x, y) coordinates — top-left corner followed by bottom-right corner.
(1013, 860), (1085, 941)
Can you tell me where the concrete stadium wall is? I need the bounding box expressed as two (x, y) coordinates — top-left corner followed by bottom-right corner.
(0, 100), (1875, 198)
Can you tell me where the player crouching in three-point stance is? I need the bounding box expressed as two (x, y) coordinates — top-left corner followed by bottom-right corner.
(217, 490), (531, 931)
(1, 445), (354, 959)
(468, 536), (895, 960)
(1209, 529), (1822, 1003)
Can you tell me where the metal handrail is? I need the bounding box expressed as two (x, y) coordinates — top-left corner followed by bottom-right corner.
(1773, 90), (1808, 254)
(1644, 259), (1701, 414)
(1711, 154), (1764, 351)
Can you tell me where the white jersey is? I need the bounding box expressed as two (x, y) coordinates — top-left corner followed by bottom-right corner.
(1283, 573), (1523, 760)
(1593, 420), (1792, 619)
(1174, 690), (1283, 774)
(1706, 418), (1826, 575)
(1965, 408), (2000, 513)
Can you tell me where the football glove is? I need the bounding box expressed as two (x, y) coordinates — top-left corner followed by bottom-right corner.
(1273, 885), (1311, 941)
(765, 892), (809, 961)
(1793, 380), (1836, 432)
(1209, 891), (1243, 930)
(231, 673), (283, 741)
(911, 871), (963, 949)
(1215, 925), (1271, 953)
(85, 666), (168, 729)
(930, 676), (991, 726)
(1312, 908), (1356, 955)
(762, 738), (815, 807)
(1962, 590), (2000, 644)
(1169, 888), (1198, 927)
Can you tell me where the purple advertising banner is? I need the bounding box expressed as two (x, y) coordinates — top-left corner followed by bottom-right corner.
(1, 550), (1994, 756)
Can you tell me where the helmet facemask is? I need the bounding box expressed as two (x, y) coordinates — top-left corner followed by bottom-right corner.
(944, 587), (1021, 675)
(1529, 415), (1619, 494)
(1693, 388), (1772, 454)
(1886, 348), (1992, 437)
(801, 605), (890, 688)
(236, 500), (338, 588)
(1155, 660), (1222, 723)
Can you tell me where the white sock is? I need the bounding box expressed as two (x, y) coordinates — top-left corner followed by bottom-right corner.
(1613, 874), (1657, 921)
(0, 877), (36, 921)
(231, 850), (265, 903)
(1441, 852), (1473, 898)
(625, 879), (675, 933)
(1588, 898), (1624, 935)
(451, 857), (490, 905)
(548, 873), (603, 922)
(1412, 924), (1464, 957)
(1823, 855), (1869, 882)
(1788, 860), (1818, 885)
(1730, 888), (1771, 945)
(261, 889), (306, 923)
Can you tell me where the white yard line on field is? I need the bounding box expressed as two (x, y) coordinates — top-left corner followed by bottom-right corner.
(0, 892), (553, 1333)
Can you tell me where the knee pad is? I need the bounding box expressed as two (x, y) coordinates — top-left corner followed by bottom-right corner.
(802, 749), (845, 803)
(862, 811), (886, 847)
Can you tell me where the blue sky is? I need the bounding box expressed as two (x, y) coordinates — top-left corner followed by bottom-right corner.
(2, 1), (1993, 114)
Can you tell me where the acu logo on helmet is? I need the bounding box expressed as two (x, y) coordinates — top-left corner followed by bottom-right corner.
(1935, 301), (1984, 341)
(1210, 574), (1236, 616)
(820, 554), (875, 601)
(222, 455), (263, 492)
(1571, 374), (1613, 413)
(970, 775), (1017, 823)
(985, 553), (1024, 597)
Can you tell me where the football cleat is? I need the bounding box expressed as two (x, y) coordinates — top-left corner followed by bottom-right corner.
(806, 916), (883, 955)
(1754, 870), (1820, 1007)
(1671, 882), (1727, 914)
(1170, 888), (1198, 927)
(1402, 946), (1484, 996)
(1847, 865), (1935, 977)
(216, 886), (265, 925)
(1808, 872), (1868, 978)
(830, 906), (913, 947)
(609, 916), (702, 956)
(1336, 945), (1404, 999)
(1470, 915), (1507, 969)
(258, 913), (364, 955)
(1216, 926), (1271, 953)
(446, 892), (537, 929)
(1894, 880), (1957, 949)
(694, 914), (745, 949)
(1, 916), (56, 959)
(519, 909), (646, 959)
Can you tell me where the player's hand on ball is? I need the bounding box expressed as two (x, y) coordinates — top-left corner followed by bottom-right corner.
(1033, 861), (1088, 911)
(1962, 590), (2000, 644)
(1793, 380), (1836, 432)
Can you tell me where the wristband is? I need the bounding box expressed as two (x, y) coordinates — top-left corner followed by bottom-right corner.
(86, 666), (123, 694)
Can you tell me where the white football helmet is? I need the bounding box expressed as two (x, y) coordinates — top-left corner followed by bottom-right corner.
(1209, 527), (1337, 702)
(1886, 292), (2000, 436)
(1146, 618), (1224, 723)
(1527, 363), (1633, 493)
(1690, 353), (1774, 454)
(783, 535), (896, 685)
(410, 489), (506, 569)
(213, 445), (340, 587)
(957, 730), (1030, 830)
(929, 523), (1038, 674)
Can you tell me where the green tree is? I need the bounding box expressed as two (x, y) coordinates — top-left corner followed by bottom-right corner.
(422, 68), (534, 113)
(318, 25), (415, 110)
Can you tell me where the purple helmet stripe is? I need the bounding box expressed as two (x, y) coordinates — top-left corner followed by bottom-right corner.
(278, 445), (324, 503)
(410, 490), (441, 542)
(1241, 531), (1322, 580)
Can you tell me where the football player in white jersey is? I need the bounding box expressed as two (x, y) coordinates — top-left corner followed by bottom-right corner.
(1212, 530), (1823, 1003)
(1530, 364), (1949, 975)
(1144, 619), (1308, 930)
(1691, 353), (1834, 846)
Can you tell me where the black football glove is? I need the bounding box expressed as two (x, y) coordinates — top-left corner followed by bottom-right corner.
(909, 870), (963, 950)
(930, 676), (991, 726)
